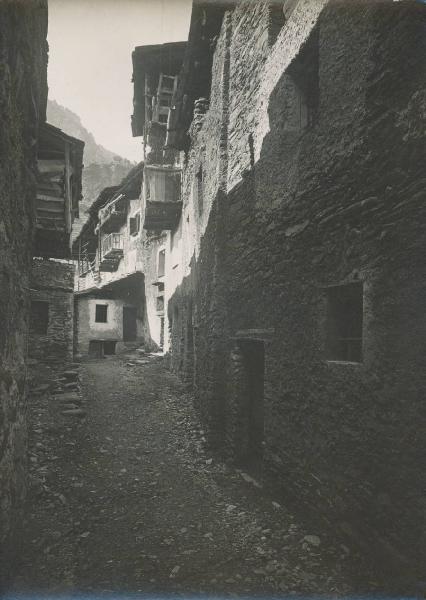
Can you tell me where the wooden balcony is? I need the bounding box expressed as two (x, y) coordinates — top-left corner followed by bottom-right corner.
(99, 233), (124, 271)
(144, 201), (182, 230)
(99, 195), (127, 233)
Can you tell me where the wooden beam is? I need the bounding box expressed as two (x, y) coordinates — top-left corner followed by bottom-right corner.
(36, 206), (65, 215)
(38, 159), (65, 173)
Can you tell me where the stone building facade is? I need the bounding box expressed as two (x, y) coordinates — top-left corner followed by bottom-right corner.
(131, 42), (186, 353)
(29, 259), (75, 364)
(0, 0), (48, 585)
(74, 165), (150, 357)
(134, 0), (426, 582)
(29, 123), (84, 365)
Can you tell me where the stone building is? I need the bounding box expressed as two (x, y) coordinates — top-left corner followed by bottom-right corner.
(73, 164), (150, 357)
(29, 123), (84, 365)
(134, 0), (426, 581)
(0, 0), (48, 584)
(131, 41), (186, 352)
(29, 259), (75, 364)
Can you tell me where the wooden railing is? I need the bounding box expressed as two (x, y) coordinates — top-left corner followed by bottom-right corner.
(101, 233), (124, 257)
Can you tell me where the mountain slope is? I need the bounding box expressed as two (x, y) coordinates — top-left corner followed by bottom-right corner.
(47, 99), (122, 164)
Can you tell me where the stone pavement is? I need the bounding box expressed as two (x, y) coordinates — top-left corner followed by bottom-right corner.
(9, 352), (381, 597)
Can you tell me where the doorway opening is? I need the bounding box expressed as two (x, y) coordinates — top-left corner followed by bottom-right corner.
(239, 339), (265, 477)
(160, 317), (165, 350)
(123, 306), (137, 342)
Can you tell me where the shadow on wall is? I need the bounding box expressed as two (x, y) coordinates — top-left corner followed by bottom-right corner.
(166, 1), (426, 588)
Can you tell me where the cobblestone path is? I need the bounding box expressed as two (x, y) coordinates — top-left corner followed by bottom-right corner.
(9, 352), (380, 597)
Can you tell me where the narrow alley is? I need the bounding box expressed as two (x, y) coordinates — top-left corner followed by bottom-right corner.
(2, 2), (425, 597)
(10, 353), (378, 597)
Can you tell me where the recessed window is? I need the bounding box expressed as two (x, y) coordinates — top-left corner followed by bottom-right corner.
(196, 166), (204, 216)
(326, 282), (363, 363)
(30, 300), (49, 334)
(157, 296), (164, 312)
(129, 213), (140, 236)
(158, 249), (165, 278)
(286, 25), (319, 130)
(95, 304), (108, 323)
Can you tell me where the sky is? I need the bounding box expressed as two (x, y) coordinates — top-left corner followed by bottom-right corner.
(48, 0), (192, 162)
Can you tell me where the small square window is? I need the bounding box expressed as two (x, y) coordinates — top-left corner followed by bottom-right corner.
(129, 213), (140, 236)
(30, 301), (49, 334)
(95, 304), (108, 323)
(326, 282), (363, 363)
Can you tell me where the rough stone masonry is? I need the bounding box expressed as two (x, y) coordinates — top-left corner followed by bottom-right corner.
(165, 0), (426, 582)
(0, 0), (48, 587)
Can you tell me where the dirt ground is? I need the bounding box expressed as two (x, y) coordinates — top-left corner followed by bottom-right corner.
(8, 352), (383, 597)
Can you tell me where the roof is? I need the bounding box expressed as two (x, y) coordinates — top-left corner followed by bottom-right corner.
(132, 41), (187, 75)
(41, 122), (85, 152)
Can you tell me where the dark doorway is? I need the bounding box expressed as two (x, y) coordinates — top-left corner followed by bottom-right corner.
(240, 340), (265, 477)
(160, 317), (165, 349)
(103, 341), (116, 355)
(123, 306), (137, 342)
(186, 305), (194, 383)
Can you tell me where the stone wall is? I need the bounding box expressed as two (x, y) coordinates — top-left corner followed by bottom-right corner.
(0, 0), (48, 586)
(168, 0), (426, 583)
(29, 259), (75, 364)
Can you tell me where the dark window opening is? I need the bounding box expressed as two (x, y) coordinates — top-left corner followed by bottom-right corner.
(157, 296), (164, 312)
(196, 166), (204, 215)
(158, 114), (168, 124)
(326, 282), (363, 363)
(268, 3), (286, 46)
(160, 317), (165, 349)
(95, 304), (108, 323)
(129, 213), (140, 236)
(158, 249), (166, 277)
(287, 25), (319, 129)
(160, 75), (175, 92)
(30, 300), (49, 334)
